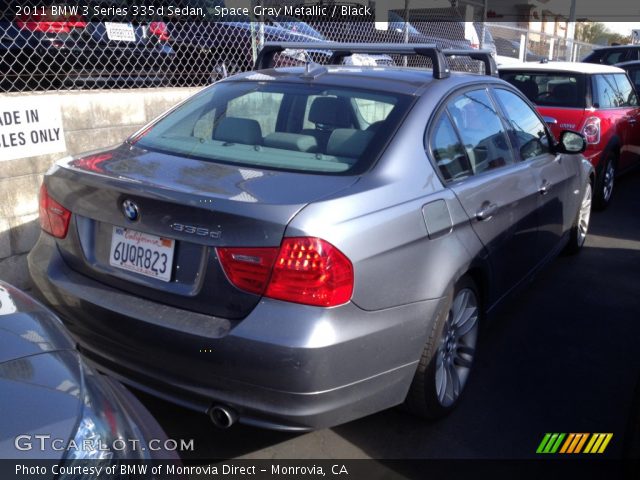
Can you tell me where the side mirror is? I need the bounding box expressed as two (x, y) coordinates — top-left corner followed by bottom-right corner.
(556, 130), (586, 154)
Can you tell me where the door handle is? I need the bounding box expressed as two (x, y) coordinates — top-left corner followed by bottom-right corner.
(629, 118), (638, 125)
(539, 180), (551, 195)
(476, 203), (498, 221)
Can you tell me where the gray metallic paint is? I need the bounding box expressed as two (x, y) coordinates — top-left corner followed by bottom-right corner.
(28, 67), (594, 430)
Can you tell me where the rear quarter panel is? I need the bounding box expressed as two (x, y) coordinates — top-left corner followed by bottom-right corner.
(285, 82), (487, 311)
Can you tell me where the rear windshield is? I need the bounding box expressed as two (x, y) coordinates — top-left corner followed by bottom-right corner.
(135, 80), (411, 174)
(499, 71), (586, 108)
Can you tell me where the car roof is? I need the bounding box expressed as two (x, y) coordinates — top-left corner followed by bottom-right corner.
(498, 61), (625, 74)
(592, 45), (640, 51)
(615, 60), (640, 68)
(226, 66), (494, 95)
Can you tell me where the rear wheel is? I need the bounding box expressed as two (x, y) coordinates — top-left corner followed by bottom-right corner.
(565, 182), (592, 254)
(594, 152), (616, 209)
(404, 276), (480, 419)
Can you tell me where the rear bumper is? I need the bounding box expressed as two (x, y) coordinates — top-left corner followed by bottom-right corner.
(28, 234), (445, 431)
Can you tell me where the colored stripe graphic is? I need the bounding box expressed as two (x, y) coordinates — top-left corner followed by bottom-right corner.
(537, 433), (565, 453)
(538, 433), (613, 454)
(584, 433), (613, 454)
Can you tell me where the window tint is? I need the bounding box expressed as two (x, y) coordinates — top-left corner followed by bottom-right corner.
(628, 68), (640, 93)
(494, 89), (550, 161)
(602, 50), (628, 65)
(430, 114), (472, 182)
(135, 82), (411, 174)
(500, 71), (586, 108)
(447, 89), (513, 175)
(227, 91), (284, 136)
(353, 98), (395, 126)
(593, 74), (639, 108)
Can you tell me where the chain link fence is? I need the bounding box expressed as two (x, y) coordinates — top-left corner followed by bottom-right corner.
(485, 23), (597, 63)
(1, 1), (599, 93)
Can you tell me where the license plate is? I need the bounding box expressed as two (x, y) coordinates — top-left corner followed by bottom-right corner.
(109, 227), (174, 282)
(104, 22), (136, 42)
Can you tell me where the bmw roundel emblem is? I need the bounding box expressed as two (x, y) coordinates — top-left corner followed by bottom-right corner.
(122, 200), (140, 221)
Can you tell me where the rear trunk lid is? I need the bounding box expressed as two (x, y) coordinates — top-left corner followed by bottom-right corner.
(46, 145), (357, 319)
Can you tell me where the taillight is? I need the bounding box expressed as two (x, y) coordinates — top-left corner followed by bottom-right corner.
(216, 247), (278, 295)
(582, 116), (601, 144)
(149, 22), (170, 42)
(217, 237), (354, 307)
(17, 15), (87, 33)
(39, 184), (71, 239)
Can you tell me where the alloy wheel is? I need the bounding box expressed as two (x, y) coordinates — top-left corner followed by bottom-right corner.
(435, 288), (479, 407)
(602, 159), (615, 203)
(577, 183), (592, 247)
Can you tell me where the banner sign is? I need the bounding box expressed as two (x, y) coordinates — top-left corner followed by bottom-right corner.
(0, 96), (66, 162)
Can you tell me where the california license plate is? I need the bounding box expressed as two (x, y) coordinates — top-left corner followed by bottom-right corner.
(109, 227), (174, 282)
(104, 22), (136, 42)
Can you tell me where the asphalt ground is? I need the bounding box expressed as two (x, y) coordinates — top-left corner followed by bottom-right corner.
(134, 169), (640, 463)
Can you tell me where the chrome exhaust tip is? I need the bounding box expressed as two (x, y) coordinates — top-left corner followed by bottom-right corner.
(208, 405), (238, 429)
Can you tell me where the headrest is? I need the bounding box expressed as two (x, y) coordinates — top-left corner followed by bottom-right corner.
(308, 97), (352, 128)
(263, 132), (318, 152)
(552, 83), (577, 101)
(214, 117), (262, 145)
(327, 129), (374, 159)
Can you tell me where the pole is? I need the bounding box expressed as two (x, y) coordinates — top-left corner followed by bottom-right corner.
(566, 0), (576, 61)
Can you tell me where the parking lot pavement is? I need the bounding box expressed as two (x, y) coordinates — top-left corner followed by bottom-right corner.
(135, 169), (640, 461)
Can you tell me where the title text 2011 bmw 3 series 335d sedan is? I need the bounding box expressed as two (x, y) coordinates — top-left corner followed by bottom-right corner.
(29, 44), (594, 431)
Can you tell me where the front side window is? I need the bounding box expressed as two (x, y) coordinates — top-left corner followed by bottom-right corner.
(494, 89), (550, 161)
(135, 81), (411, 174)
(593, 74), (639, 108)
(447, 89), (513, 175)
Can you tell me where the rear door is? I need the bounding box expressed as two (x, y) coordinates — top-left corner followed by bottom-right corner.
(492, 87), (578, 262)
(432, 87), (540, 297)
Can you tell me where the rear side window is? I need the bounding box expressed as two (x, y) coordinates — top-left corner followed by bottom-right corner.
(500, 71), (586, 108)
(135, 81), (411, 174)
(430, 114), (472, 182)
(601, 50), (629, 65)
(447, 89), (513, 175)
(592, 74), (639, 108)
(494, 89), (551, 161)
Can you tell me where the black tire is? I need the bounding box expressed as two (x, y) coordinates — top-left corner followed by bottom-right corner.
(404, 276), (480, 419)
(564, 182), (593, 255)
(594, 152), (616, 210)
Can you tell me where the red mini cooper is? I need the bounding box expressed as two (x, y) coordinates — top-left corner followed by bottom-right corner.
(499, 62), (640, 208)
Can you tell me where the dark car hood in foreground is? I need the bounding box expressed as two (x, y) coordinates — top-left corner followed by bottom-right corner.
(0, 283), (81, 460)
(0, 283), (75, 363)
